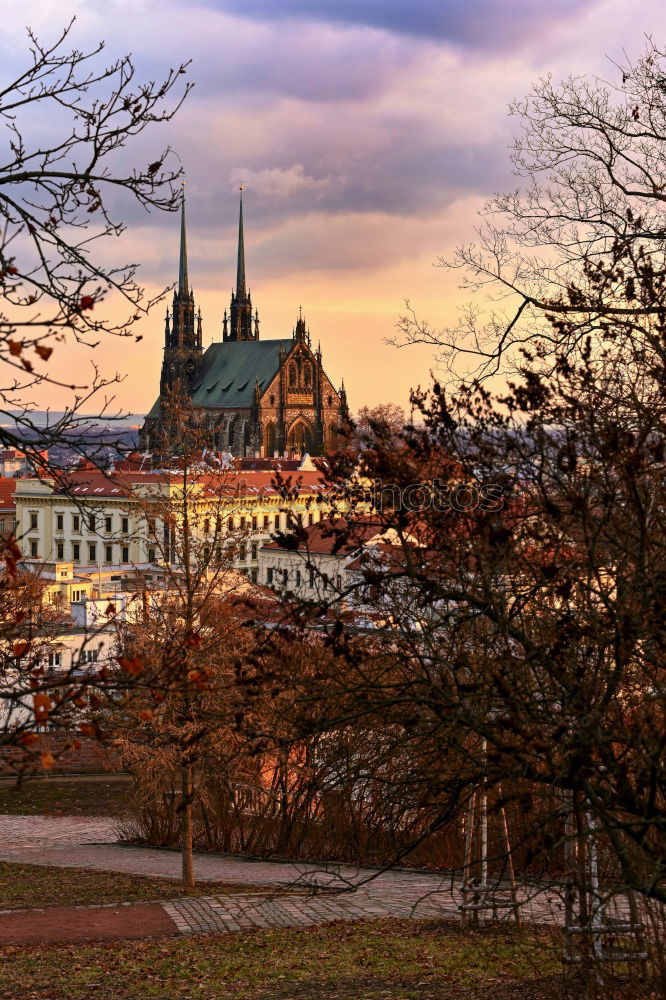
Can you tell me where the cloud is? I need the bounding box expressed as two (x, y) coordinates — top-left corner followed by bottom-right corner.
(5, 0), (666, 418)
(194, 0), (602, 50)
(228, 164), (342, 201)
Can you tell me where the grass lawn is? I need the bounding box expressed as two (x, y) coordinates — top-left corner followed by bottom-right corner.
(0, 918), (570, 1000)
(0, 862), (291, 910)
(0, 778), (129, 817)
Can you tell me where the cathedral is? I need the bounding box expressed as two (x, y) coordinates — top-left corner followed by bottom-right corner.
(142, 193), (348, 457)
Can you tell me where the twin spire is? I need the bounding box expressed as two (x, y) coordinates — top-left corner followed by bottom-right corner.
(176, 185), (259, 342)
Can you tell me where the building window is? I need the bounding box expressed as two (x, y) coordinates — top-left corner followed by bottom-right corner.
(147, 517), (156, 535)
(148, 547), (156, 563)
(289, 363), (297, 387)
(239, 516), (246, 530)
(88, 543), (96, 562)
(267, 567), (274, 585)
(251, 542), (258, 560)
(227, 517), (234, 532)
(274, 513), (281, 530)
(263, 514), (270, 530)
(308, 513), (314, 526)
(56, 513), (64, 531)
(252, 515), (258, 531)
(327, 395), (333, 406)
(81, 649), (99, 664)
(88, 514), (96, 532)
(204, 518), (211, 534)
(105, 516), (112, 533)
(105, 545), (113, 563)
(56, 542), (64, 560)
(72, 515), (80, 533)
(304, 364), (312, 388)
(47, 652), (62, 668)
(122, 517), (129, 534)
(30, 539), (38, 557)
(283, 569), (289, 586)
(72, 543), (80, 561)
(238, 543), (247, 561)
(296, 569), (302, 587)
(310, 569), (316, 587)
(270, 394), (275, 406)
(250, 568), (258, 583)
(122, 545), (129, 563)
(29, 512), (38, 530)
(215, 546), (222, 562)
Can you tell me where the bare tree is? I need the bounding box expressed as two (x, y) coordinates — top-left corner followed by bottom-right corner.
(396, 39), (666, 381)
(349, 402), (407, 452)
(0, 18), (190, 464)
(109, 386), (261, 888)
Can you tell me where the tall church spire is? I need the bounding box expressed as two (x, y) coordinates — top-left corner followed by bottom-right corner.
(159, 187), (202, 398)
(178, 190), (189, 295)
(236, 186), (246, 299)
(225, 185), (259, 342)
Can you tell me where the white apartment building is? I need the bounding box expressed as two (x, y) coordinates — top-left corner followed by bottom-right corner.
(258, 518), (402, 603)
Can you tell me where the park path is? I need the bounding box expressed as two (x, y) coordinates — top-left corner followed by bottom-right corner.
(0, 813), (569, 941)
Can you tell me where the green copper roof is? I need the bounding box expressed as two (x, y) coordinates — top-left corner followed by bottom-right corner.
(146, 338), (293, 420)
(193, 339), (291, 407)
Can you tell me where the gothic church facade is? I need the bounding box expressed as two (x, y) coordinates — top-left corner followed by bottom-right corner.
(142, 195), (348, 457)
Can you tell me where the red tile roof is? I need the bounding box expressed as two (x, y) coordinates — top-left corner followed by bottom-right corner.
(22, 466), (339, 501)
(0, 478), (16, 511)
(262, 517), (383, 555)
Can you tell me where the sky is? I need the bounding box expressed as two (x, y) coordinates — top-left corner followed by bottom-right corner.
(2, 0), (666, 417)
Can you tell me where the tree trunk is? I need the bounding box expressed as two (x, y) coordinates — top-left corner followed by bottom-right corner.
(181, 758), (195, 889)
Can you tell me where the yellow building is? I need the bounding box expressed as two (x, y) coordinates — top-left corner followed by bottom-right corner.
(13, 459), (342, 584)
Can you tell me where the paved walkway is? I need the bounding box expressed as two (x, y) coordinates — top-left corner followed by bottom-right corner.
(0, 813), (613, 942)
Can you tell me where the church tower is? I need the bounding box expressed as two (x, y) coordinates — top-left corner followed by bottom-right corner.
(144, 189), (348, 460)
(159, 194), (203, 394)
(222, 188), (259, 342)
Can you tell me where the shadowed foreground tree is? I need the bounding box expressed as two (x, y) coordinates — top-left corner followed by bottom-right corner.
(254, 252), (666, 919)
(0, 20), (189, 771)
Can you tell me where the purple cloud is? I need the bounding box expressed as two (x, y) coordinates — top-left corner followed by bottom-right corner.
(192, 0), (602, 50)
